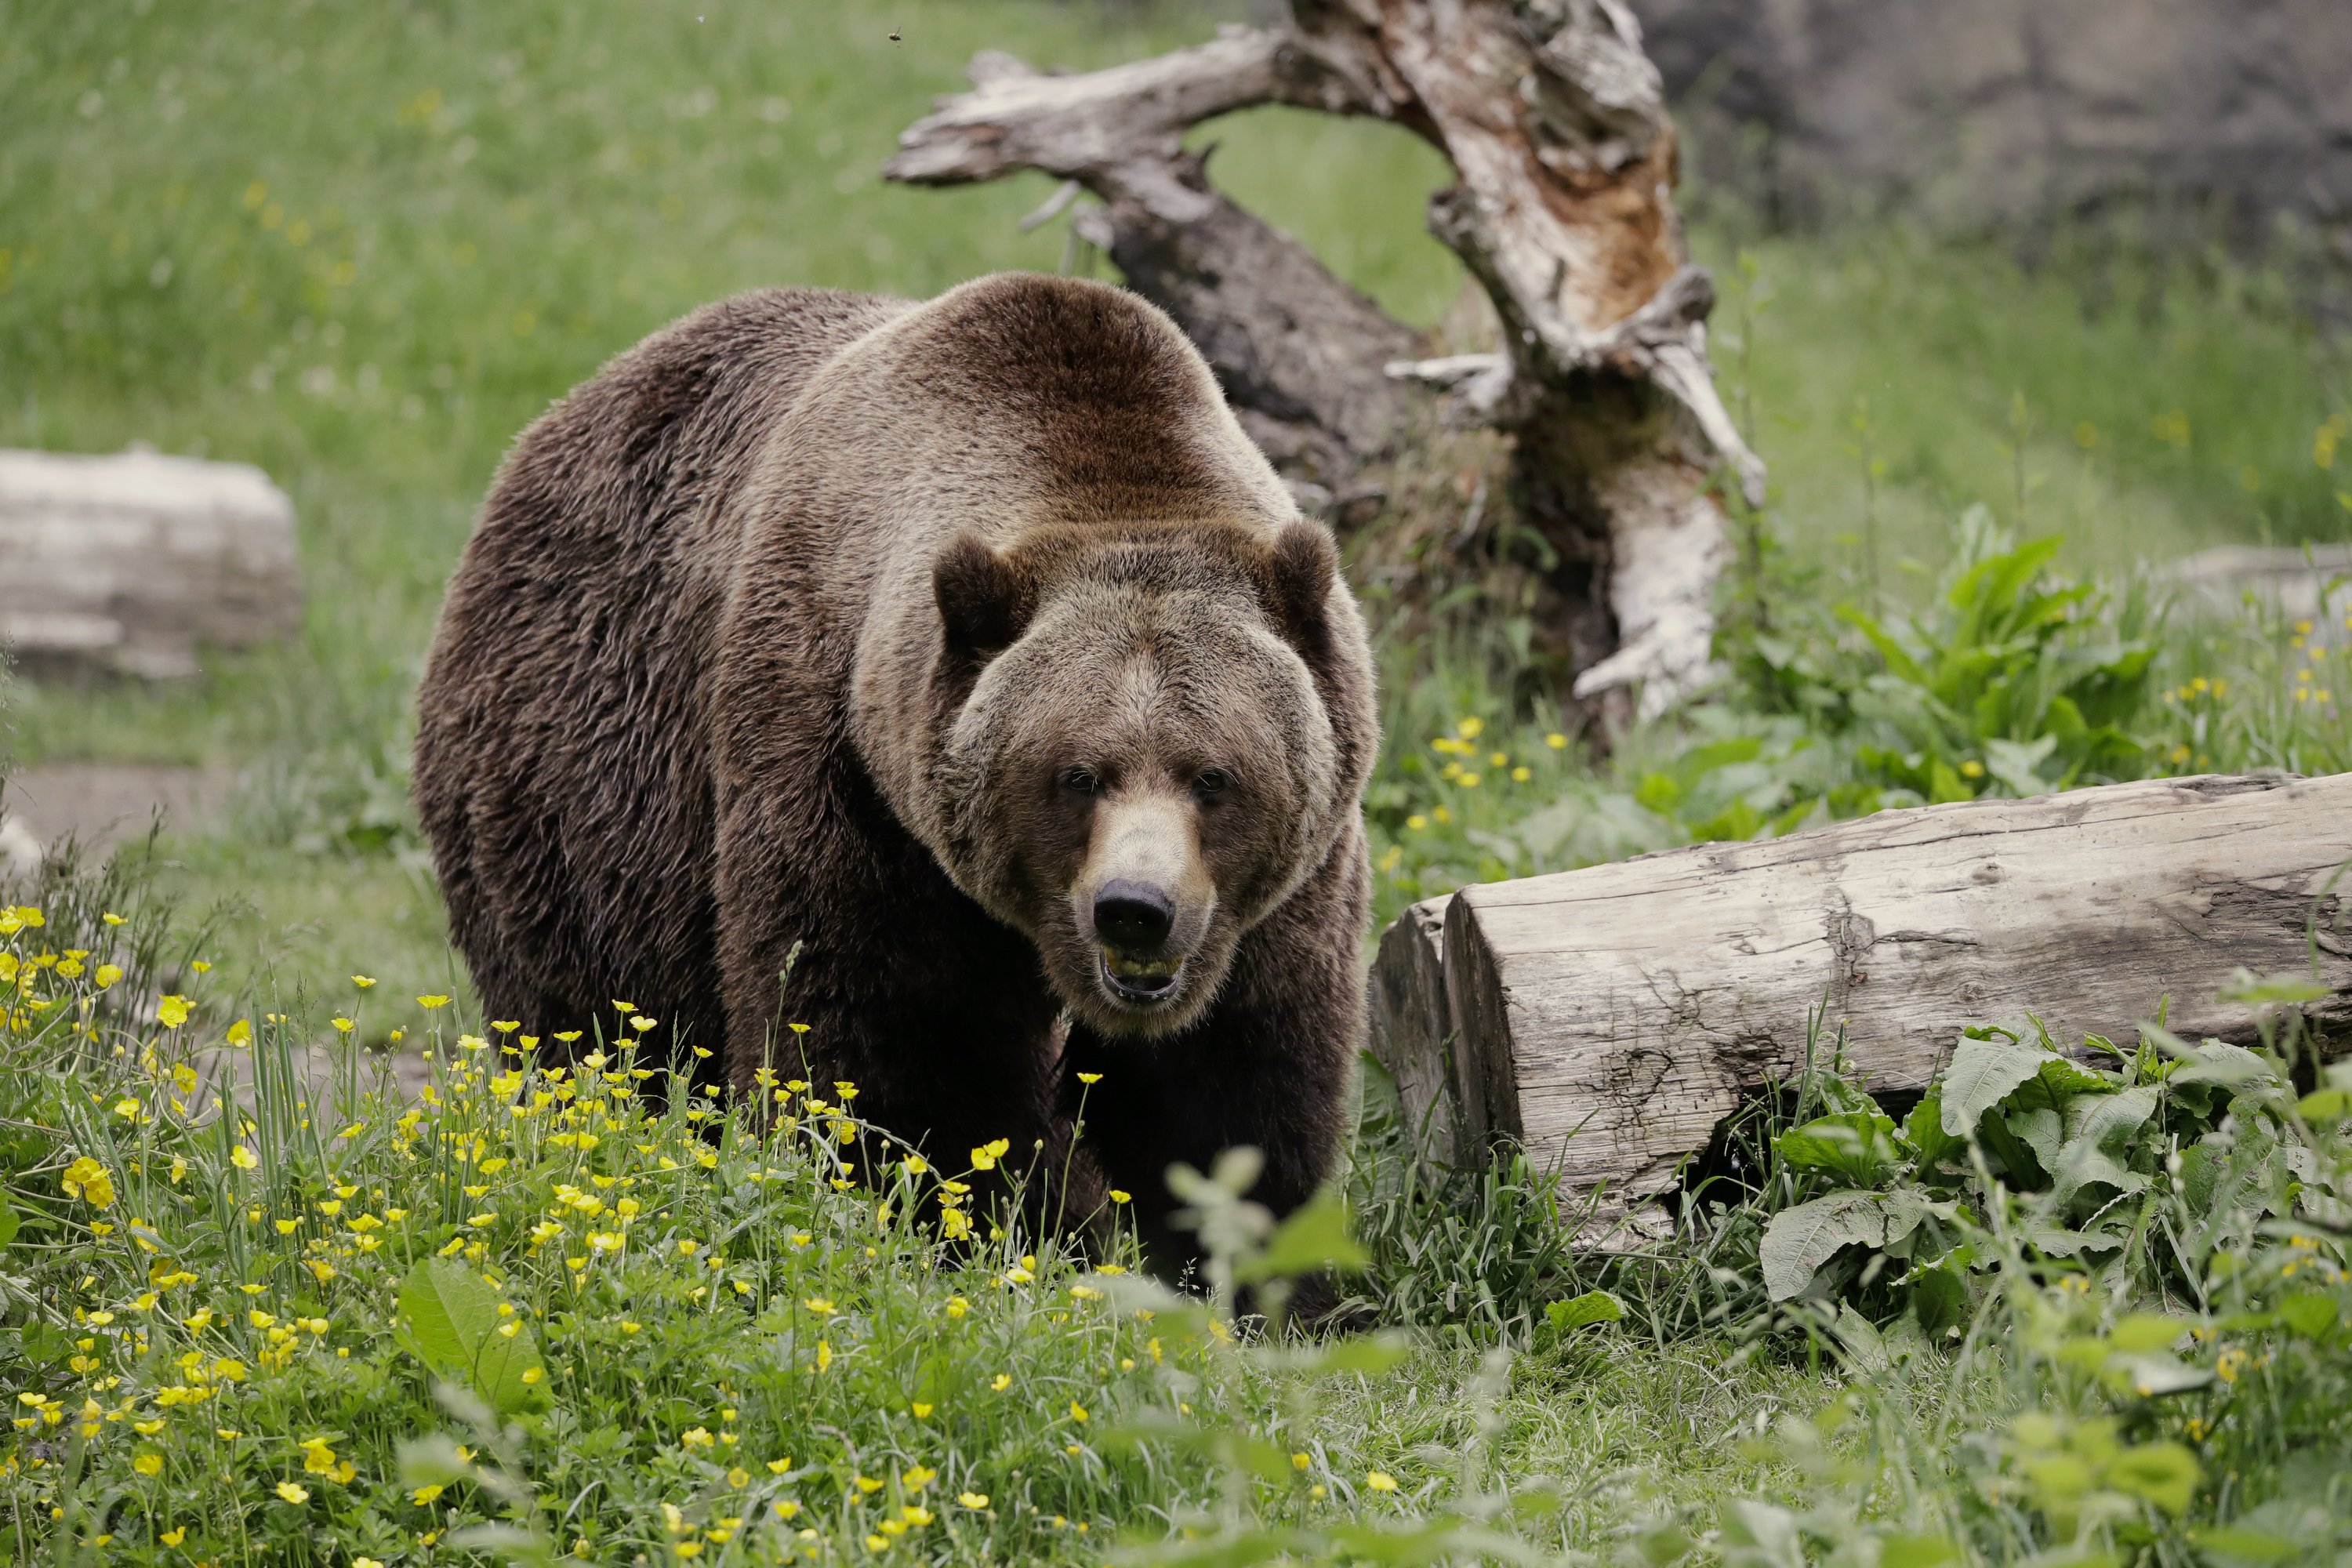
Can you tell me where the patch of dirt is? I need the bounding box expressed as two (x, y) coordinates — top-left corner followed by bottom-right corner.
(0, 763), (239, 855)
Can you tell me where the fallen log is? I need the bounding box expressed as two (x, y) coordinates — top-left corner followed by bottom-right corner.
(1368, 773), (2352, 1236)
(0, 446), (303, 681)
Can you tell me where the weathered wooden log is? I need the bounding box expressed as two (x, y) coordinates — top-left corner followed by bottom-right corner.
(887, 2), (1765, 719)
(0, 447), (303, 680)
(1369, 774), (2352, 1234)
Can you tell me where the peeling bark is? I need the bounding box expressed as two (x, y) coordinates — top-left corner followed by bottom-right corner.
(887, 2), (1762, 715)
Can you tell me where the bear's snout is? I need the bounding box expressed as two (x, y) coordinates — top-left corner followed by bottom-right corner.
(1093, 880), (1174, 953)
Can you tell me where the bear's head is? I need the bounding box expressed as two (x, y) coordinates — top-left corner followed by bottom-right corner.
(925, 517), (1368, 1038)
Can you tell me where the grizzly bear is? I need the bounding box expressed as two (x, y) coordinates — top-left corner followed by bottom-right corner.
(413, 274), (1377, 1259)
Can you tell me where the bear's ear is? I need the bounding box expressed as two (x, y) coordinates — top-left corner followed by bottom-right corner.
(934, 531), (1035, 661)
(1252, 519), (1338, 652)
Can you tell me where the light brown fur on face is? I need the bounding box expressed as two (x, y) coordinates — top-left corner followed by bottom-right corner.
(414, 273), (1378, 1266)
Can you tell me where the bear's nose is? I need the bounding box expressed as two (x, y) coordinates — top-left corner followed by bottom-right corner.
(1093, 880), (1174, 952)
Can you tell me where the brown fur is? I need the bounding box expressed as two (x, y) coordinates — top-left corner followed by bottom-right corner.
(414, 274), (1377, 1258)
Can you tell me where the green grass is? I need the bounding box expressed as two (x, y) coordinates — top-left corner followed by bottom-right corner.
(5, 8), (2352, 1560)
(5, 855), (2348, 1566)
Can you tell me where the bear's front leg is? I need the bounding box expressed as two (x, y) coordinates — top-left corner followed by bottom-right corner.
(715, 758), (1094, 1240)
(1062, 822), (1370, 1276)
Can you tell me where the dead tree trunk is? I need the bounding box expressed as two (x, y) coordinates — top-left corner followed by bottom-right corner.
(887, 2), (1763, 718)
(1370, 773), (2352, 1240)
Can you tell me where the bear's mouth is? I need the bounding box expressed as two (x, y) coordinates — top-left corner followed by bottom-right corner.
(1100, 946), (1185, 1002)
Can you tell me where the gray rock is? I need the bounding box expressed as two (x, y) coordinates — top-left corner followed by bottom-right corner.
(0, 446), (303, 680)
(1635, 0), (2352, 242)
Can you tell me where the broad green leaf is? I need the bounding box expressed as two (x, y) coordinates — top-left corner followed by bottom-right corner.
(2034, 1055), (2114, 1101)
(2276, 1292), (2339, 1340)
(2052, 1146), (2150, 1208)
(1940, 1033), (2051, 1137)
(1544, 1290), (1625, 1333)
(1903, 1093), (1961, 1165)
(397, 1257), (546, 1417)
(2007, 1106), (2064, 1172)
(2297, 1087), (2352, 1123)
(1877, 1534), (1958, 1568)
(1824, 1301), (1893, 1374)
(2190, 1526), (2304, 1563)
(1233, 1190), (1366, 1284)
(0, 1192), (17, 1253)
(1983, 734), (2056, 797)
(2166, 1041), (2271, 1089)
(1761, 1190), (1887, 1301)
(2067, 1084), (2158, 1150)
(2025, 1225), (2127, 1258)
(1775, 1112), (1904, 1187)
(1909, 1262), (1968, 1336)
(1878, 1189), (1933, 1251)
(2103, 1439), (2200, 1515)
(2107, 1312), (2187, 1353)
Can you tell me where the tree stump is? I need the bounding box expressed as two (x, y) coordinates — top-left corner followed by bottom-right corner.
(887, 1), (1762, 720)
(0, 447), (303, 681)
(1369, 773), (2352, 1236)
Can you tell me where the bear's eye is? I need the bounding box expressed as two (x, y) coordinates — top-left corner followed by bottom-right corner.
(1060, 766), (1102, 798)
(1192, 768), (1232, 801)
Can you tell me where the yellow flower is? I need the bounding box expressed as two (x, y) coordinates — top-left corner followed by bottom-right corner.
(1292, 1452), (1311, 1470)
(1405, 813), (1428, 830)
(353, 975), (376, 988)
(726, 1466), (750, 1487)
(990, 1374), (1011, 1392)
(1457, 771), (1481, 788)
(911, 1401), (933, 1418)
(417, 995), (450, 1009)
(1076, 1071), (1102, 1084)
(412, 1483), (445, 1504)
(62, 1156), (115, 1208)
(161, 1528), (186, 1546)
(1545, 731), (1568, 750)
(225, 1018), (252, 1047)
(94, 963), (123, 989)
(1069, 1400), (1088, 1422)
(958, 1492), (989, 1509)
(1456, 716), (1483, 739)
(902, 1465), (937, 1489)
(274, 1481), (309, 1504)
(803, 1297), (835, 1316)
(766, 1457), (793, 1475)
(1366, 1471), (1399, 1493)
(132, 1451), (163, 1477)
(1511, 766), (1531, 782)
(157, 995), (191, 1029)
(332, 1017), (354, 1033)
